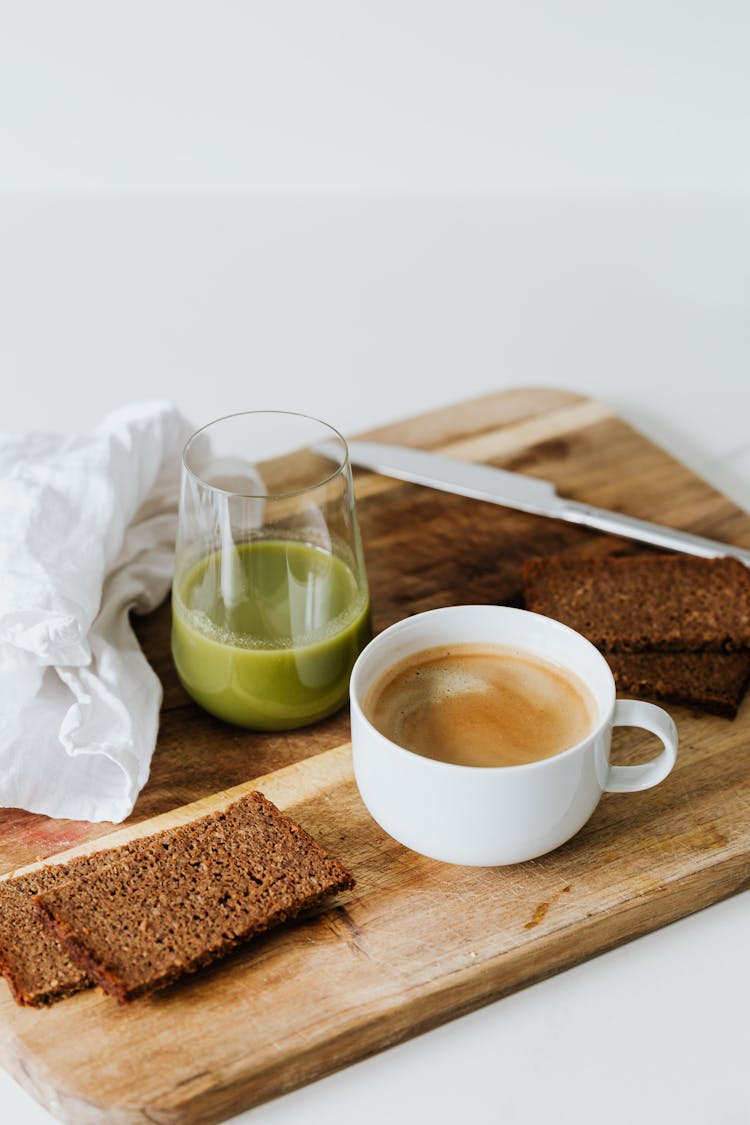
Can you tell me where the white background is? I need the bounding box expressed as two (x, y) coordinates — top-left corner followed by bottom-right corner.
(1, 3), (749, 1123)
(1, 1), (749, 196)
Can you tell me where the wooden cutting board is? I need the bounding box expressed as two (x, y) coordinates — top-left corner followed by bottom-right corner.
(2, 388), (750, 1125)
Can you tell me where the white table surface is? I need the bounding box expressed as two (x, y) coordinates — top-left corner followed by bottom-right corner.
(1, 196), (749, 1124)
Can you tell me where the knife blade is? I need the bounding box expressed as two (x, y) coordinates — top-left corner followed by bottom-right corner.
(321, 439), (750, 567)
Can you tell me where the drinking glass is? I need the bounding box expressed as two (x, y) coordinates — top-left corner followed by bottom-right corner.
(171, 411), (371, 730)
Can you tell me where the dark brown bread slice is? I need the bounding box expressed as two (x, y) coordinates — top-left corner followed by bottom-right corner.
(522, 554), (750, 652)
(605, 651), (750, 718)
(0, 832), (201, 1007)
(34, 791), (354, 1004)
(0, 863), (92, 1006)
(1, 810), (260, 1008)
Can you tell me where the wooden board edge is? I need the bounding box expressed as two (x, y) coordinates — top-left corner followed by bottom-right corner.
(0, 1039), (142, 1125)
(355, 385), (590, 448)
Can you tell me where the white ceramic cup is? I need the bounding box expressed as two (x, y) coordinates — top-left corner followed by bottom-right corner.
(349, 605), (678, 865)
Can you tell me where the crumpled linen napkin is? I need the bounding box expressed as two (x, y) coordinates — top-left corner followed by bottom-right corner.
(0, 402), (194, 823)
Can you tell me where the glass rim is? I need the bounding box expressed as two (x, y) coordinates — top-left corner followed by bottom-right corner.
(181, 409), (351, 500)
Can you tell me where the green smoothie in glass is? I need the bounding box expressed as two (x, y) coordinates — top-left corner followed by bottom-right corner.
(172, 538), (371, 730)
(173, 411), (370, 729)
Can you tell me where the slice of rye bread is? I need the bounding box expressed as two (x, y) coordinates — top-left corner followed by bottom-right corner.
(1, 831), (226, 1008)
(605, 651), (750, 718)
(522, 554), (750, 652)
(33, 791), (355, 1004)
(0, 862), (94, 1006)
(0, 845), (162, 1007)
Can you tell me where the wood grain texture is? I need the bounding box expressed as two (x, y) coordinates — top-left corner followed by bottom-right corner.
(1, 387), (750, 1124)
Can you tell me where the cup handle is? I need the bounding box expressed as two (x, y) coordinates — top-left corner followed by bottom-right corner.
(604, 699), (678, 793)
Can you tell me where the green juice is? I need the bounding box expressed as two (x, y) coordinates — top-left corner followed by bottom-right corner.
(171, 539), (371, 730)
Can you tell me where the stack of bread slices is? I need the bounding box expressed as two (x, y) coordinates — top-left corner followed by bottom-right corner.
(522, 554), (750, 718)
(0, 791), (354, 1007)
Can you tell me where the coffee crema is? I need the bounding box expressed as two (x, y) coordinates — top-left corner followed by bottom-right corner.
(363, 644), (598, 768)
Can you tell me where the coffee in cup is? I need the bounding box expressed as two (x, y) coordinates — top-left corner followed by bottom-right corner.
(350, 606), (678, 866)
(363, 644), (597, 768)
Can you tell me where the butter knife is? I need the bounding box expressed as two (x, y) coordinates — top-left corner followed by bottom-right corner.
(321, 439), (750, 567)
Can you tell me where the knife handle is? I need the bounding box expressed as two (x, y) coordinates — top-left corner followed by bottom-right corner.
(561, 500), (750, 568)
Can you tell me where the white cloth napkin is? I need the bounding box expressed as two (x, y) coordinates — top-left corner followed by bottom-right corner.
(0, 402), (193, 823)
